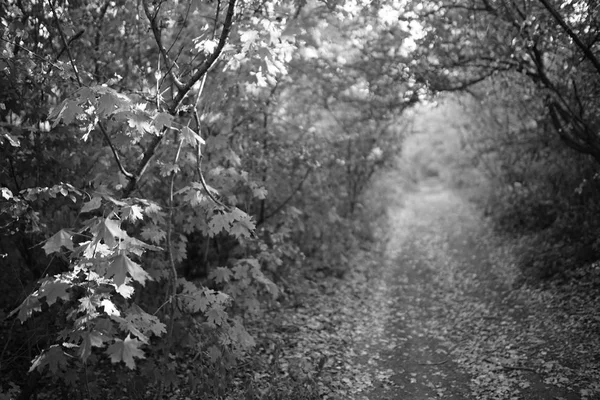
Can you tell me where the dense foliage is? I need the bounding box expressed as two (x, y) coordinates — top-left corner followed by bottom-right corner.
(0, 0), (418, 398)
(400, 0), (600, 279)
(1, 0), (599, 398)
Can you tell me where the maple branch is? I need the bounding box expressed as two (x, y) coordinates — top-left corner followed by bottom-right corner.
(48, 0), (82, 86)
(47, 1), (134, 182)
(165, 0), (194, 57)
(155, 137), (183, 400)
(537, 0), (600, 76)
(170, 0), (236, 112)
(197, 150), (228, 209)
(123, 0), (236, 197)
(97, 123), (135, 180)
(141, 0), (185, 90)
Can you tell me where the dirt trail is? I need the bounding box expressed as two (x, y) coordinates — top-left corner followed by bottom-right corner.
(348, 180), (584, 400)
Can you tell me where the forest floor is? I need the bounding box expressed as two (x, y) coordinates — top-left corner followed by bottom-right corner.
(346, 177), (600, 400)
(269, 175), (600, 400)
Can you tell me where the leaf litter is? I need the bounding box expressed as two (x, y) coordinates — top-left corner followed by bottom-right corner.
(249, 179), (599, 399)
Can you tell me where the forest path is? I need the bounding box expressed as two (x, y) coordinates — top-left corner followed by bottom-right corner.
(348, 179), (584, 400)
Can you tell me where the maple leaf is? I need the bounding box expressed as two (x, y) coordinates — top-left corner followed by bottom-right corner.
(229, 207), (256, 239)
(124, 304), (166, 338)
(233, 263), (251, 280)
(107, 253), (151, 287)
(74, 87), (96, 103)
(252, 186), (268, 199)
(93, 218), (127, 248)
(141, 224), (166, 244)
(121, 110), (152, 136)
(58, 100), (83, 125)
(38, 278), (71, 306)
(181, 288), (211, 313)
(122, 205), (143, 222)
(152, 112), (173, 132)
(110, 315), (149, 343)
(80, 330), (109, 361)
(78, 296), (98, 313)
(29, 345), (68, 374)
(115, 282), (134, 298)
(240, 30), (259, 53)
(96, 93), (120, 116)
(206, 304), (227, 327)
(230, 223), (252, 239)
(43, 229), (74, 255)
(181, 126), (205, 146)
(101, 299), (121, 317)
(81, 196), (102, 213)
(119, 236), (162, 257)
(12, 295), (41, 323)
(106, 335), (145, 369)
(194, 295), (211, 313)
(211, 267), (232, 283)
(208, 212), (232, 236)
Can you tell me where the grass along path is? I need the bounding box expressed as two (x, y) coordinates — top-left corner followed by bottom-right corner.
(346, 179), (599, 399)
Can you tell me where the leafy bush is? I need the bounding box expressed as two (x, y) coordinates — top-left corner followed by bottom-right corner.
(451, 77), (600, 279)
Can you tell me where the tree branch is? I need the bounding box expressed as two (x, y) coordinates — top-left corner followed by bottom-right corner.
(537, 0), (600, 76)
(141, 0), (185, 90)
(97, 123), (135, 180)
(47, 0), (82, 86)
(123, 0), (236, 197)
(0, 37), (64, 72)
(170, 0), (236, 112)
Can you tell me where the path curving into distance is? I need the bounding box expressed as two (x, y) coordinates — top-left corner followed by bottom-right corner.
(348, 178), (587, 400)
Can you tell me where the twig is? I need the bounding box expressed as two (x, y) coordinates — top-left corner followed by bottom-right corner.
(46, 7), (135, 183)
(156, 137), (183, 400)
(55, 29), (85, 61)
(258, 166), (312, 225)
(197, 151), (228, 209)
(47, 0), (82, 86)
(170, 0), (236, 111)
(97, 122), (135, 180)
(123, 0), (236, 197)
(0, 37), (64, 72)
(190, 0), (226, 210)
(537, 0), (600, 76)
(141, 0), (185, 89)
